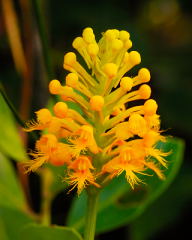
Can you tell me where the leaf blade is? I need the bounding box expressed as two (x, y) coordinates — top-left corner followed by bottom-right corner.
(20, 224), (83, 240)
(0, 152), (26, 210)
(0, 94), (27, 161)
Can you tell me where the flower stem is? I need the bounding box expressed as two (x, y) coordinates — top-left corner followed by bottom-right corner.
(40, 168), (53, 226)
(84, 188), (100, 240)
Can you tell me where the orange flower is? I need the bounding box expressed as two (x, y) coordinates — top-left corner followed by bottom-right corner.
(25, 134), (72, 172)
(102, 146), (146, 188)
(69, 125), (99, 157)
(24, 109), (52, 131)
(67, 156), (100, 194)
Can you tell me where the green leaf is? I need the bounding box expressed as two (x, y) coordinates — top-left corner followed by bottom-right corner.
(0, 218), (9, 240)
(130, 164), (192, 240)
(67, 137), (184, 234)
(20, 224), (83, 240)
(0, 152), (26, 210)
(0, 94), (27, 161)
(0, 207), (34, 240)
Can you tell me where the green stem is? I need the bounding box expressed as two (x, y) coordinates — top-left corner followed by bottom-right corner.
(41, 195), (51, 226)
(40, 168), (53, 226)
(84, 188), (100, 240)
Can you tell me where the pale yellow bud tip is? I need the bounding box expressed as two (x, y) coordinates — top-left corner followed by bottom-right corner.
(36, 108), (52, 124)
(119, 30), (130, 41)
(72, 37), (84, 49)
(64, 52), (76, 66)
(143, 99), (158, 115)
(82, 27), (95, 43)
(138, 68), (151, 82)
(105, 29), (119, 39)
(120, 77), (133, 91)
(112, 39), (123, 51)
(129, 51), (141, 65)
(49, 80), (61, 94)
(139, 84), (151, 99)
(53, 102), (68, 118)
(90, 95), (104, 111)
(66, 73), (78, 88)
(124, 39), (132, 49)
(103, 63), (118, 79)
(87, 43), (99, 56)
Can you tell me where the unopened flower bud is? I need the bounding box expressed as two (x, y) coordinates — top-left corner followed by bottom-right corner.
(53, 102), (68, 118)
(90, 95), (104, 111)
(103, 63), (118, 79)
(49, 80), (61, 94)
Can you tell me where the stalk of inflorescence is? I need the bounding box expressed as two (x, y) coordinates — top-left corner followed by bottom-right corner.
(84, 186), (100, 240)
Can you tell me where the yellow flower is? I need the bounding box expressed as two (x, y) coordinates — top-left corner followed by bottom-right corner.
(24, 108), (52, 131)
(25, 134), (72, 172)
(102, 146), (146, 188)
(25, 27), (169, 193)
(69, 125), (99, 157)
(67, 156), (100, 195)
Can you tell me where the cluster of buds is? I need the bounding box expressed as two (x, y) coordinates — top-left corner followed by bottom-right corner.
(25, 28), (168, 194)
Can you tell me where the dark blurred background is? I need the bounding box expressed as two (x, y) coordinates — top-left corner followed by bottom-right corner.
(0, 0), (192, 239)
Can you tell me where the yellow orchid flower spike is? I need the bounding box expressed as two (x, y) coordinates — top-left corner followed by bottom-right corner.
(25, 27), (169, 195)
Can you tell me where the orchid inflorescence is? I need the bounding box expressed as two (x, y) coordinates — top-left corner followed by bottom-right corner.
(25, 28), (168, 194)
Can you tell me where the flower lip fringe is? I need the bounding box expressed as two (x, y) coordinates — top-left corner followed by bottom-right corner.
(24, 28), (169, 194)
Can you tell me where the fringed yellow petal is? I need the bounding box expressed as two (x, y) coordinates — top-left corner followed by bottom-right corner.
(124, 169), (143, 189)
(67, 156), (100, 194)
(146, 147), (168, 167)
(25, 154), (49, 173)
(145, 162), (165, 180)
